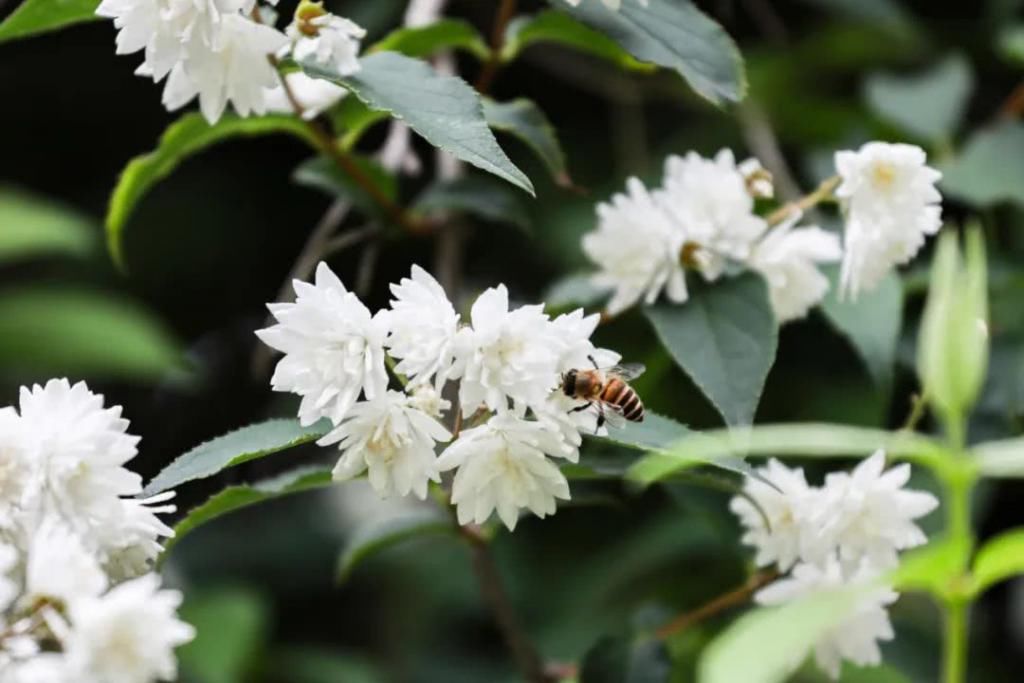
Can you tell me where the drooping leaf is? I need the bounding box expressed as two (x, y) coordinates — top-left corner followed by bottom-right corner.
(820, 266), (902, 392)
(106, 113), (316, 268)
(143, 419), (331, 496)
(579, 633), (670, 683)
(0, 0), (100, 44)
(553, 0), (745, 105)
(974, 436), (1024, 478)
(413, 174), (531, 231)
(864, 54), (972, 142)
(337, 512), (455, 582)
(302, 51), (534, 196)
(483, 98), (569, 184)
(164, 467), (333, 555)
(0, 288), (181, 382)
(369, 19), (489, 60)
(942, 123), (1024, 208)
(627, 423), (944, 485)
(178, 587), (271, 683)
(293, 155), (397, 218)
(501, 10), (653, 71)
(971, 528), (1024, 596)
(0, 187), (95, 263)
(644, 274), (777, 426)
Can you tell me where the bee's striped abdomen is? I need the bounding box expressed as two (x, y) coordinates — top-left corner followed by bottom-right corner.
(600, 378), (645, 422)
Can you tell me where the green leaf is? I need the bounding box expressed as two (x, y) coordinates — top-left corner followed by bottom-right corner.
(864, 54), (972, 141)
(820, 267), (902, 391)
(0, 0), (100, 44)
(502, 10), (653, 72)
(973, 437), (1024, 478)
(698, 583), (874, 683)
(143, 419), (331, 496)
(332, 97), (390, 150)
(178, 587), (270, 683)
(580, 633), (670, 683)
(971, 528), (1024, 596)
(793, 0), (910, 26)
(627, 423), (944, 485)
(337, 512), (454, 582)
(106, 113), (316, 269)
(554, 0), (745, 105)
(891, 535), (970, 596)
(369, 19), (489, 60)
(413, 174), (531, 231)
(267, 648), (384, 683)
(293, 155), (397, 218)
(998, 25), (1024, 68)
(0, 288), (181, 382)
(942, 123), (1024, 208)
(644, 274), (777, 426)
(302, 51), (534, 196)
(483, 98), (569, 184)
(544, 273), (609, 312)
(165, 466), (333, 555)
(0, 187), (95, 263)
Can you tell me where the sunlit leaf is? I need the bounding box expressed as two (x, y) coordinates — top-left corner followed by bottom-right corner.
(502, 10), (653, 71)
(891, 536), (969, 596)
(0, 0), (100, 44)
(337, 512), (454, 582)
(971, 528), (1024, 596)
(0, 187), (95, 263)
(973, 436), (1024, 478)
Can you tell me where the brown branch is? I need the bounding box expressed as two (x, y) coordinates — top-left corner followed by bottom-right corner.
(655, 569), (779, 639)
(475, 0), (518, 94)
(765, 175), (841, 226)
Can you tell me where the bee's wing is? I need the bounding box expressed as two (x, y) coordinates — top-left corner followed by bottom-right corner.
(601, 403), (628, 429)
(606, 362), (646, 381)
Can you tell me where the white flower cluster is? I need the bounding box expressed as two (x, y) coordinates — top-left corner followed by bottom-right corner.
(731, 450), (939, 679)
(583, 142), (942, 321)
(96, 0), (361, 123)
(258, 263), (620, 530)
(564, 0), (648, 9)
(0, 380), (193, 682)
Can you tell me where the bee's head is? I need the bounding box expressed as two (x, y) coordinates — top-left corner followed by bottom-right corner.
(561, 369), (578, 396)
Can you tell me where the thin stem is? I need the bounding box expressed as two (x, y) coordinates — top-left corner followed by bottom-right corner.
(475, 0), (517, 94)
(943, 600), (968, 683)
(656, 569), (779, 639)
(939, 456), (975, 683)
(765, 175), (841, 226)
(900, 392), (928, 432)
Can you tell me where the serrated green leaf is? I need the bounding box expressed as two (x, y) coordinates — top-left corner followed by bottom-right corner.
(143, 419), (331, 496)
(369, 18), (489, 60)
(627, 423), (944, 485)
(483, 98), (568, 184)
(942, 123), (1024, 208)
(302, 51), (534, 196)
(554, 0), (745, 105)
(337, 513), (454, 582)
(580, 633), (670, 683)
(864, 54), (972, 142)
(413, 174), (531, 231)
(0, 0), (100, 44)
(502, 10), (653, 71)
(293, 155), (397, 217)
(0, 187), (95, 263)
(645, 274), (777, 426)
(178, 587), (270, 683)
(971, 528), (1024, 596)
(106, 113), (316, 268)
(820, 266), (902, 392)
(164, 466), (333, 555)
(973, 437), (1024, 478)
(0, 288), (181, 381)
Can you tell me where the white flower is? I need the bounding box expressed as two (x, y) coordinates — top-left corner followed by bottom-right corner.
(835, 142), (942, 299)
(437, 413), (573, 530)
(25, 520), (107, 607)
(0, 541), (17, 611)
(0, 407), (32, 529)
(453, 286), (561, 413)
(739, 157), (774, 199)
(64, 574), (194, 683)
(583, 177), (689, 315)
(289, 14), (365, 76)
(406, 384), (450, 420)
(264, 71), (347, 119)
(257, 262), (390, 427)
(731, 459), (818, 571)
(756, 559), (897, 680)
(813, 450), (939, 571)
(96, 493), (177, 581)
(549, 309), (620, 373)
(563, 0), (648, 10)
(320, 391), (451, 500)
(385, 265), (461, 389)
(748, 215), (842, 323)
(3, 654), (73, 683)
(656, 150), (768, 277)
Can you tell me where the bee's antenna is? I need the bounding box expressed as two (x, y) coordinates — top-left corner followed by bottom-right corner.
(588, 354), (598, 369)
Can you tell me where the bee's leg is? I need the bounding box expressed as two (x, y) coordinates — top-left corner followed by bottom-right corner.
(588, 354), (599, 369)
(595, 409), (606, 432)
(568, 401), (593, 414)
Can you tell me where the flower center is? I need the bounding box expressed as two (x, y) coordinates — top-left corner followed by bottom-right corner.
(870, 161), (897, 191)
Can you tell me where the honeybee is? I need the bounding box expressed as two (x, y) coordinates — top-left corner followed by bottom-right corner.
(561, 356), (646, 429)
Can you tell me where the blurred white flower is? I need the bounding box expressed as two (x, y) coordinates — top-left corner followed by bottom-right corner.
(3, 654), (73, 683)
(549, 309), (620, 373)
(563, 0), (648, 10)
(748, 216), (842, 323)
(814, 449), (938, 571)
(264, 71), (347, 119)
(96, 493), (177, 581)
(583, 177), (689, 315)
(320, 391), (451, 500)
(0, 407), (32, 529)
(756, 558), (897, 680)
(289, 13), (365, 76)
(739, 157), (774, 199)
(64, 574), (194, 683)
(731, 459), (819, 571)
(437, 413), (574, 530)
(386, 265), (461, 389)
(835, 142), (942, 299)
(453, 286), (561, 412)
(405, 384), (450, 420)
(0, 541), (17, 611)
(25, 520), (107, 607)
(257, 262), (390, 426)
(656, 150), (768, 277)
